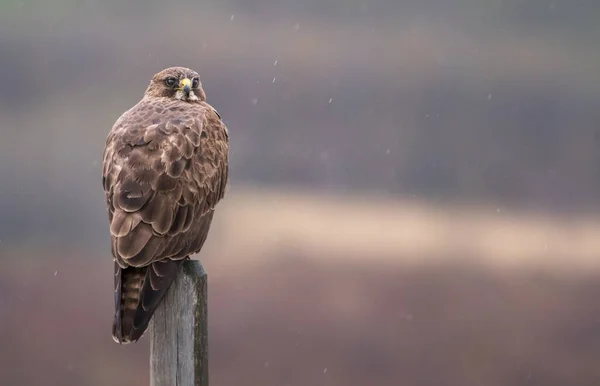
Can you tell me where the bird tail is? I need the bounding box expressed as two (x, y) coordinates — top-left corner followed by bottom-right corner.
(112, 259), (185, 344)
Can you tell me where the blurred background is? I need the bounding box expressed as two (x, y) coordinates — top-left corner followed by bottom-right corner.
(1, 0), (600, 385)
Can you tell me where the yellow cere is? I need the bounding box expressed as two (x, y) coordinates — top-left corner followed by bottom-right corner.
(179, 78), (191, 90)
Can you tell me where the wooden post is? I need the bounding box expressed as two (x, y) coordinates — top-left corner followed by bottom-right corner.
(150, 260), (208, 386)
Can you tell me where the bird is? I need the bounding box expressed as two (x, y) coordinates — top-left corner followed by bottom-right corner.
(101, 66), (229, 344)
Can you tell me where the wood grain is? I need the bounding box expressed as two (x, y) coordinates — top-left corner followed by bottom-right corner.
(150, 260), (208, 386)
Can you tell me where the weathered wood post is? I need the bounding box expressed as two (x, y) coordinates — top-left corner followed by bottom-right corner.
(150, 260), (208, 386)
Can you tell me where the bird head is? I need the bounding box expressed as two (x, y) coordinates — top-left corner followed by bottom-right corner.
(144, 67), (206, 102)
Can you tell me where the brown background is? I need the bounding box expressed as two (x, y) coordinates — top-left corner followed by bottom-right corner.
(1, 1), (600, 385)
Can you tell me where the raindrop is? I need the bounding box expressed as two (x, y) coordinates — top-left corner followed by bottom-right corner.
(272, 77), (276, 83)
(274, 60), (278, 66)
(54, 271), (58, 276)
(328, 98), (333, 103)
(323, 368), (328, 373)
(251, 98), (259, 106)
(385, 149), (390, 155)
(487, 93), (492, 100)
(230, 15), (235, 21)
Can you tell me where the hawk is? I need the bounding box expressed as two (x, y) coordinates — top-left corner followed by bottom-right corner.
(102, 67), (229, 344)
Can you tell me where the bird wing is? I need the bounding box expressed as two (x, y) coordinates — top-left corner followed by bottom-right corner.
(102, 99), (229, 342)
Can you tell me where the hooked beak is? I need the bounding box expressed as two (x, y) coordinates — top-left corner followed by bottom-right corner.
(179, 78), (191, 95)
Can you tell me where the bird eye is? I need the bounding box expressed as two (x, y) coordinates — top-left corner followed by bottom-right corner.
(165, 77), (177, 88)
(192, 77), (199, 88)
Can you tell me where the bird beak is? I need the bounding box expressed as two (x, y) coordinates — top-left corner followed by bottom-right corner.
(180, 78), (191, 94)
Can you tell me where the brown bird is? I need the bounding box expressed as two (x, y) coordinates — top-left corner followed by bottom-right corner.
(101, 67), (229, 344)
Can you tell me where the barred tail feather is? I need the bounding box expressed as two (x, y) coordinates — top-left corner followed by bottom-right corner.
(112, 259), (185, 344)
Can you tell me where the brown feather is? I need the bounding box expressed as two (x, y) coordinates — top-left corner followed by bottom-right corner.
(140, 193), (167, 224)
(155, 174), (178, 191)
(110, 210), (142, 237)
(152, 201), (175, 235)
(183, 204), (196, 231)
(167, 159), (187, 178)
(115, 180), (151, 212)
(116, 223), (153, 259)
(169, 204), (190, 235)
(128, 236), (163, 267)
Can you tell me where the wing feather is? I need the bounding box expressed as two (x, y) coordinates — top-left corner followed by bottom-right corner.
(103, 99), (228, 263)
(103, 97), (229, 343)
(116, 223), (153, 259)
(110, 211), (142, 237)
